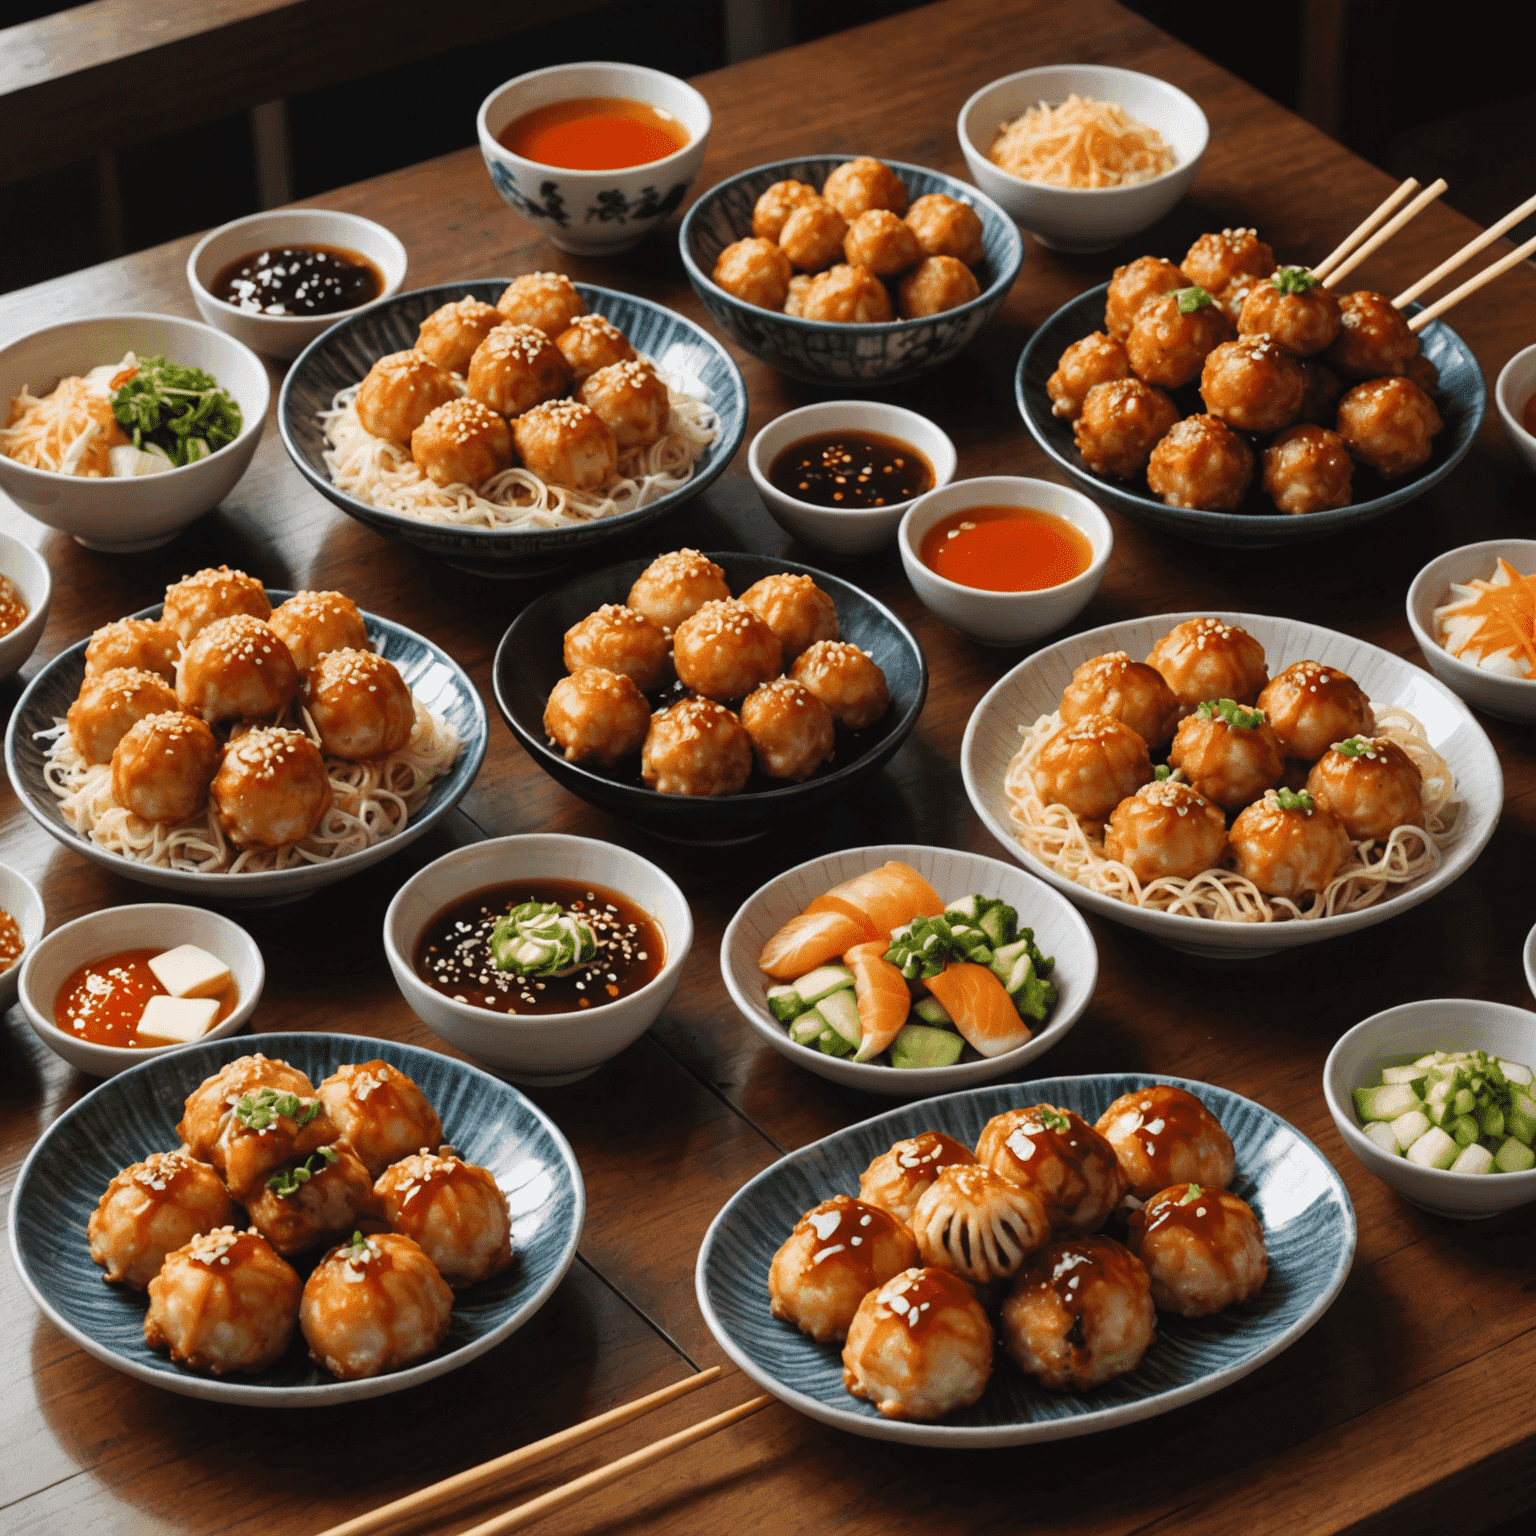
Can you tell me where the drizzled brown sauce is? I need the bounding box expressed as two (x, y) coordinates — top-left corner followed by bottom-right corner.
(892, 1131), (974, 1177)
(1120, 1086), (1216, 1190)
(799, 1195), (898, 1282)
(1136, 1183), (1229, 1244)
(768, 430), (934, 510)
(881, 1266), (974, 1336)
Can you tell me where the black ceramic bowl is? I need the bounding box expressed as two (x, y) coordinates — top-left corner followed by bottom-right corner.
(493, 552), (928, 842)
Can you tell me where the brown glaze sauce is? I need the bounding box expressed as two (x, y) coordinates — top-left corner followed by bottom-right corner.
(1137, 1183), (1229, 1244)
(210, 244), (381, 317)
(800, 1195), (899, 1278)
(768, 430), (934, 510)
(1121, 1087), (1213, 1190)
(892, 1131), (975, 1177)
(1002, 1106), (1097, 1174)
(882, 1267), (974, 1337)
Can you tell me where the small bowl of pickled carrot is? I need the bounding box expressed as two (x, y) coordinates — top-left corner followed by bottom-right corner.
(898, 475), (1112, 646)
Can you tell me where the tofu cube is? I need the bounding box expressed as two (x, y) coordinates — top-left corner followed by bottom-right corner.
(138, 995), (221, 1046)
(148, 944), (231, 1000)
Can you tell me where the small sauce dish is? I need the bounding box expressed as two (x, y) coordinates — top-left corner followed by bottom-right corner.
(1494, 342), (1536, 477)
(0, 861), (45, 1013)
(0, 528), (52, 685)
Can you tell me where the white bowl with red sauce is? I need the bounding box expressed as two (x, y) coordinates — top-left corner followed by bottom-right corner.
(16, 903), (264, 1078)
(0, 861), (45, 1012)
(0, 528), (52, 685)
(898, 475), (1112, 646)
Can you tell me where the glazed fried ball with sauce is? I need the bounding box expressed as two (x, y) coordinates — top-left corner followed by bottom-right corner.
(111, 712), (220, 823)
(844, 208), (921, 276)
(210, 727), (332, 851)
(1047, 332), (1131, 421)
(905, 193), (984, 265)
(267, 590), (369, 676)
(801, 264), (893, 324)
(1103, 779), (1230, 884)
(1238, 269), (1341, 356)
(563, 603), (670, 691)
(303, 648), (414, 760)
(1403, 352), (1440, 396)
(1124, 289), (1232, 390)
(1146, 415), (1254, 511)
(1336, 375), (1442, 478)
(821, 157), (908, 220)
(1263, 424), (1353, 514)
(68, 667), (179, 765)
(752, 178), (820, 241)
(89, 1151), (235, 1290)
(1103, 255), (1187, 340)
(244, 1143), (380, 1258)
(1060, 651), (1181, 749)
(467, 324), (568, 419)
(495, 271), (587, 338)
(1298, 359), (1344, 426)
(627, 549), (729, 635)
(511, 400), (618, 492)
(858, 1132), (976, 1226)
(543, 668), (650, 767)
(910, 1164), (1052, 1285)
(316, 1060), (444, 1180)
(415, 296), (502, 375)
(162, 565), (271, 646)
(374, 1151), (512, 1288)
(176, 1054), (316, 1172)
(779, 201), (850, 273)
(355, 350), (457, 446)
(738, 573), (839, 662)
(177, 615), (298, 724)
(975, 1105), (1128, 1234)
(1230, 789), (1353, 898)
(1169, 703), (1285, 810)
(1147, 617), (1268, 709)
(554, 313), (637, 384)
(1329, 290), (1418, 380)
(899, 256), (980, 319)
(790, 640), (890, 729)
(577, 359), (669, 450)
(672, 599), (782, 701)
(740, 677), (836, 781)
(411, 397), (513, 489)
(1029, 714), (1153, 823)
(1182, 228), (1275, 296)
(783, 274), (813, 316)
(642, 697), (752, 796)
(1306, 737), (1424, 841)
(1200, 335), (1304, 433)
(1256, 661), (1374, 761)
(1094, 1085), (1236, 1200)
(84, 618), (178, 683)
(713, 237), (794, 309)
(1073, 379), (1179, 479)
(1125, 1183), (1267, 1318)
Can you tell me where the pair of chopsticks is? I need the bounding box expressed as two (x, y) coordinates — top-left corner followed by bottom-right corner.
(317, 1367), (771, 1536)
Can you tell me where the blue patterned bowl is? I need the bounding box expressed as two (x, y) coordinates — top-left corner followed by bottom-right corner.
(680, 157), (1024, 386)
(3, 592), (488, 906)
(278, 282), (748, 577)
(696, 1071), (1355, 1445)
(7, 1031), (585, 1405)
(1016, 284), (1486, 548)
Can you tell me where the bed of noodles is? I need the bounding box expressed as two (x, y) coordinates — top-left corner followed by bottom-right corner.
(319, 354), (718, 532)
(1002, 703), (1460, 923)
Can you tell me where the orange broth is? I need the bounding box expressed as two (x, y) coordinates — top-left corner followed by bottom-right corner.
(499, 96), (688, 171)
(919, 504), (1093, 592)
(54, 948), (238, 1049)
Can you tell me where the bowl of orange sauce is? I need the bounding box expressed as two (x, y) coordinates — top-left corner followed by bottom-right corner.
(899, 475), (1112, 646)
(477, 63), (711, 257)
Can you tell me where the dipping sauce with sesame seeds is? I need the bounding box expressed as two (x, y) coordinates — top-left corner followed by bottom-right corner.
(210, 245), (381, 317)
(54, 949), (239, 1048)
(0, 574), (28, 639)
(769, 431), (933, 510)
(0, 908), (24, 973)
(414, 879), (664, 1015)
(919, 504), (1093, 592)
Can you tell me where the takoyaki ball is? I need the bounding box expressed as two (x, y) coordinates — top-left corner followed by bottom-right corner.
(267, 590), (369, 677)
(976, 1105), (1128, 1234)
(740, 677), (836, 781)
(905, 193), (984, 265)
(858, 1131), (976, 1226)
(1257, 660), (1373, 761)
(375, 1152), (512, 1289)
(210, 727), (332, 854)
(1168, 703), (1285, 810)
(779, 201), (850, 273)
(712, 237), (793, 308)
(85, 617), (178, 683)
(842, 1267), (993, 1421)
(415, 296), (502, 375)
(1093, 1085), (1236, 1201)
(466, 324), (568, 419)
(111, 712), (220, 823)
(641, 698), (752, 796)
(411, 397), (513, 489)
(554, 313), (637, 384)
(1328, 290), (1417, 380)
(1029, 715), (1153, 823)
(162, 565), (272, 646)
(1238, 269), (1341, 356)
(511, 400), (618, 492)
(1073, 379), (1179, 479)
(783, 273), (814, 317)
(1229, 789), (1353, 898)
(1146, 616), (1269, 710)
(355, 350), (457, 445)
(208, 1076), (338, 1204)
(144, 1228), (302, 1375)
(177, 1054), (316, 1169)
(316, 1060), (444, 1180)
(1336, 375), (1442, 478)
(578, 359), (669, 450)
(302, 649), (414, 760)
(768, 1195), (918, 1344)
(544, 669), (650, 767)
(752, 178), (820, 241)
(1297, 359), (1343, 426)
(564, 603), (670, 691)
(1124, 289), (1232, 390)
(1403, 351), (1440, 396)
(1212, 269), (1268, 327)
(495, 270), (586, 337)
(1199, 335), (1304, 433)
(1047, 332), (1131, 421)
(1181, 227), (1275, 296)
(68, 667), (179, 764)
(89, 1151), (235, 1290)
(821, 156), (908, 220)
(802, 264), (894, 323)
(790, 640), (890, 729)
(301, 1231), (453, 1381)
(627, 548), (729, 635)
(844, 208), (921, 276)
(899, 256), (981, 319)
(1262, 424), (1353, 514)
(672, 600), (782, 702)
(1126, 1183), (1267, 1317)
(245, 1143), (380, 1258)
(177, 615), (299, 724)
(739, 572), (839, 662)
(1103, 780), (1230, 884)
(1306, 737), (1423, 841)
(1060, 651), (1182, 749)
(1145, 415), (1254, 511)
(911, 1164), (1052, 1285)
(1104, 255), (1188, 340)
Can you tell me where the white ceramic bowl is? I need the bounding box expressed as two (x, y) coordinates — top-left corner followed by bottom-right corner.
(1526, 923), (1536, 1002)
(384, 834), (693, 1085)
(747, 402), (957, 556)
(1494, 342), (1536, 477)
(17, 903), (264, 1078)
(1406, 537), (1536, 723)
(1324, 998), (1536, 1219)
(0, 861), (46, 1012)
(187, 209), (408, 361)
(478, 63), (711, 257)
(0, 529), (51, 683)
(720, 842), (1097, 1097)
(0, 314), (268, 552)
(958, 65), (1207, 253)
(898, 475), (1112, 646)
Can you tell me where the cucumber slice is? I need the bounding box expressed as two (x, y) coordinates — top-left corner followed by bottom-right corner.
(1405, 1126), (1458, 1169)
(793, 965), (856, 1006)
(1355, 1083), (1423, 1122)
(913, 996), (953, 1026)
(789, 1011), (827, 1045)
(1381, 1065), (1427, 1086)
(1425, 1077), (1454, 1108)
(816, 1025), (854, 1058)
(1389, 1109), (1432, 1151)
(817, 988), (862, 1048)
(1453, 1087), (1478, 1117)
(1507, 1096), (1536, 1147)
(1363, 1120), (1401, 1155)
(1480, 1103), (1507, 1139)
(889, 1024), (965, 1070)
(1450, 1143), (1494, 1175)
(1413, 1051), (1448, 1069)
(1498, 1058), (1534, 1087)
(766, 985), (804, 1025)
(978, 906), (1013, 948)
(1450, 1113), (1480, 1147)
(1427, 1100), (1454, 1129)
(1494, 1136), (1536, 1173)
(944, 895), (981, 921)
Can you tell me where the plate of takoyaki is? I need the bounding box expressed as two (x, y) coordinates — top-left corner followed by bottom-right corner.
(696, 1072), (1355, 1445)
(1015, 229), (1485, 547)
(7, 1032), (585, 1405)
(493, 549), (927, 842)
(961, 610), (1503, 958)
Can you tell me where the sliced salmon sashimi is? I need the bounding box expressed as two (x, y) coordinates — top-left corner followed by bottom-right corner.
(804, 861), (944, 943)
(845, 941), (913, 1063)
(924, 963), (1032, 1059)
(758, 909), (870, 980)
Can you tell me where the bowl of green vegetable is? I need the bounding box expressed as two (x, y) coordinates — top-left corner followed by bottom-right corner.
(0, 313), (268, 552)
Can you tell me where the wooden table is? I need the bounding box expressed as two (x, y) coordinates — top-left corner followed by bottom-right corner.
(4, 2), (1535, 1531)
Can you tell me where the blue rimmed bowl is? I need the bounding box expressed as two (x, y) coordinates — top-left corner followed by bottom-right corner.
(680, 156), (1024, 386)
(3, 591), (487, 906)
(8, 1031), (585, 1406)
(1016, 284), (1485, 547)
(696, 1071), (1355, 1446)
(279, 281), (748, 578)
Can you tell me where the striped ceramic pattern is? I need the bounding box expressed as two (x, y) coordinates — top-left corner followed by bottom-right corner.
(696, 1072), (1355, 1446)
(3, 593), (488, 904)
(1015, 284), (1486, 548)
(960, 611), (1503, 957)
(8, 1032), (585, 1406)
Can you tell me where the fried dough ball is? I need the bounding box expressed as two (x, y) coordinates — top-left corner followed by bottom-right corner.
(495, 271), (586, 337)
(1306, 737), (1424, 841)
(1073, 379), (1179, 479)
(210, 726), (332, 852)
(1200, 335), (1304, 432)
(779, 201), (850, 273)
(738, 572), (839, 661)
(1329, 290), (1417, 380)
(768, 1195), (918, 1343)
(68, 667), (179, 765)
(905, 193), (984, 265)
(1104, 255), (1188, 340)
(467, 324), (568, 419)
(844, 208), (921, 276)
(1257, 661), (1373, 760)
(712, 237), (793, 308)
(801, 263), (893, 323)
(1125, 290), (1232, 390)
(411, 397), (513, 489)
(641, 697), (752, 796)
(976, 1105), (1128, 1234)
(1238, 269), (1341, 356)
(1030, 714), (1153, 823)
(1182, 228), (1275, 295)
(162, 565), (271, 646)
(543, 668), (650, 767)
(672, 599), (782, 701)
(1103, 779), (1230, 884)
(1262, 423), (1353, 514)
(554, 313), (637, 384)
(1169, 703), (1285, 809)
(111, 711), (219, 823)
(89, 1151), (235, 1290)
(415, 296), (502, 375)
(1212, 269), (1268, 327)
(899, 256), (981, 319)
(821, 157), (908, 220)
(85, 618), (178, 683)
(177, 1054), (316, 1170)
(577, 359), (669, 450)
(189, 1066), (338, 1204)
(627, 549), (729, 635)
(1336, 375), (1442, 478)
(1147, 617), (1268, 709)
(1060, 651), (1182, 749)
(564, 603), (670, 691)
(784, 273), (814, 316)
(752, 178), (820, 241)
(1094, 1085), (1236, 1201)
(858, 1132), (977, 1226)
(511, 399), (618, 492)
(355, 350), (457, 445)
(267, 590), (369, 676)
(1230, 789), (1353, 897)
(790, 639), (890, 729)
(1126, 1183), (1267, 1317)
(1298, 359), (1344, 425)
(245, 1143), (380, 1258)
(740, 677), (836, 781)
(911, 1164), (1052, 1285)
(1047, 332), (1131, 421)
(302, 648), (414, 760)
(177, 615), (298, 724)
(316, 1060), (444, 1180)
(375, 1152), (512, 1289)
(1146, 415), (1254, 511)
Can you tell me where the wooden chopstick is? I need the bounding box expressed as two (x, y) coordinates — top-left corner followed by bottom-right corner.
(1311, 177), (1419, 279)
(1394, 190), (1536, 308)
(1320, 178), (1448, 288)
(1408, 229), (1536, 332)
(315, 1367), (724, 1536)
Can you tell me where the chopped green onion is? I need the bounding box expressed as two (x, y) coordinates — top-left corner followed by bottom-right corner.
(1271, 265), (1321, 296)
(266, 1145), (340, 1198)
(111, 355), (242, 467)
(1175, 285), (1215, 313)
(1274, 787), (1315, 812)
(1179, 1182), (1203, 1204)
(1037, 1106), (1072, 1133)
(1196, 698), (1267, 730)
(1332, 736), (1374, 758)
